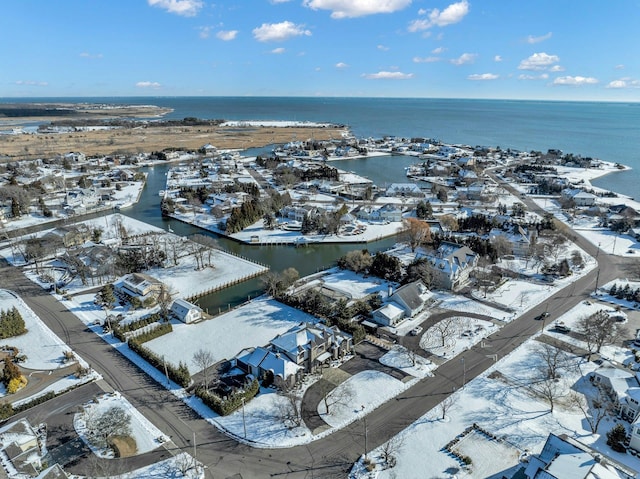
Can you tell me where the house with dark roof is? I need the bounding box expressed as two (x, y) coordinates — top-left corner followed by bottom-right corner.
(371, 281), (433, 327)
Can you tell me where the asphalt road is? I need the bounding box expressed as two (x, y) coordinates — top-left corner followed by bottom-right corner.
(2, 216), (637, 478)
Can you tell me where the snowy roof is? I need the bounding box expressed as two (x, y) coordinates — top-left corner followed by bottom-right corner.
(375, 302), (404, 321)
(391, 281), (431, 311)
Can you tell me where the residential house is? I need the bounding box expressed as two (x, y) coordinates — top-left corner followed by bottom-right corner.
(418, 242), (479, 291)
(47, 225), (92, 248)
(385, 183), (422, 197)
(372, 281), (433, 327)
(562, 188), (597, 207)
(591, 364), (640, 422)
(116, 273), (164, 302)
(489, 226), (532, 257)
(354, 204), (403, 223)
(234, 322), (352, 386)
(524, 433), (636, 479)
(170, 298), (203, 324)
(0, 419), (42, 477)
(235, 347), (303, 386)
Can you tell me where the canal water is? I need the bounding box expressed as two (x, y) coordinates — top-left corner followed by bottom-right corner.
(121, 152), (400, 312)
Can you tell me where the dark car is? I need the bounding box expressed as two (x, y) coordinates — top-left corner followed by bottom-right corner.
(534, 312), (550, 320)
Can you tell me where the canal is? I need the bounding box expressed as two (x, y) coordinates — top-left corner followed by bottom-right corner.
(120, 152), (406, 312)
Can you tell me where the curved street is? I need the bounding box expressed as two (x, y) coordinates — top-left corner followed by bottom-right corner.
(1, 211), (637, 478)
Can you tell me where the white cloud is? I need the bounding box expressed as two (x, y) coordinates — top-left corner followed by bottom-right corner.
(362, 71), (414, 79)
(198, 26), (212, 39)
(79, 52), (103, 59)
(413, 56), (440, 63)
(271, 47), (286, 54)
(335, 62), (349, 68)
(450, 52), (476, 65)
(136, 81), (162, 89)
(553, 76), (598, 86)
(494, 55), (502, 62)
(252, 21), (311, 42)
(408, 0), (469, 32)
(518, 73), (549, 80)
(15, 80), (48, 86)
(606, 78), (640, 89)
(148, 0), (202, 17)
(303, 0), (412, 19)
(517, 52), (559, 70)
(468, 73), (498, 81)
(217, 30), (238, 41)
(549, 65), (565, 72)
(377, 44), (390, 51)
(615, 64), (625, 70)
(526, 32), (552, 44)
(432, 47), (445, 54)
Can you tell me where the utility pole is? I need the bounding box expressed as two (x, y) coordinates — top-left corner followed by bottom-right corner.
(241, 397), (247, 439)
(361, 405), (368, 460)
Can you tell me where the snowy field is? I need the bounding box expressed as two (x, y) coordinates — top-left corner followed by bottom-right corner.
(420, 317), (498, 359)
(379, 346), (434, 379)
(145, 298), (319, 374)
(349, 333), (640, 479)
(303, 268), (394, 301)
(73, 391), (167, 459)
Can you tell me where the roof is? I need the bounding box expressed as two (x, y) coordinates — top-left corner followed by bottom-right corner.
(374, 302), (404, 321)
(391, 281), (431, 311)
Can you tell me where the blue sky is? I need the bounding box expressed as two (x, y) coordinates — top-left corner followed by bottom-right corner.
(2, 0), (639, 100)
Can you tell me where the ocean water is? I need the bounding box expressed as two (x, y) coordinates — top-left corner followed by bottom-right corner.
(4, 97), (640, 196)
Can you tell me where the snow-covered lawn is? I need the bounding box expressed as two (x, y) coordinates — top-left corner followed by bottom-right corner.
(145, 298), (319, 374)
(319, 371), (409, 428)
(303, 268), (393, 301)
(379, 346), (434, 379)
(0, 290), (72, 371)
(74, 391), (167, 459)
(350, 336), (630, 479)
(420, 317), (498, 359)
(432, 293), (507, 319)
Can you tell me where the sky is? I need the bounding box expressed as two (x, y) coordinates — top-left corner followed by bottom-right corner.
(2, 0), (640, 101)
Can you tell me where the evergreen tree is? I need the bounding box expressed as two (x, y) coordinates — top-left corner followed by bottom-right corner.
(606, 423), (628, 453)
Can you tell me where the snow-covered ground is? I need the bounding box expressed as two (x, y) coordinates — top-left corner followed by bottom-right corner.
(351, 298), (640, 478)
(420, 317), (498, 359)
(73, 391), (167, 459)
(145, 298), (318, 374)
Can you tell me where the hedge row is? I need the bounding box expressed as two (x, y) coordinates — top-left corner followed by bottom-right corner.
(131, 322), (172, 343)
(196, 379), (260, 416)
(127, 340), (191, 388)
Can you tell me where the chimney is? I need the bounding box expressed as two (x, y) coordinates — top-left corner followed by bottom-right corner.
(388, 284), (393, 297)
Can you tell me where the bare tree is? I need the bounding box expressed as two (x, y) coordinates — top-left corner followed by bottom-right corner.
(379, 434), (405, 470)
(277, 384), (302, 428)
(156, 283), (177, 321)
(192, 349), (217, 393)
(394, 345), (418, 367)
(439, 393), (457, 420)
(568, 390), (613, 433)
(401, 218), (432, 252)
(431, 317), (459, 348)
(577, 310), (628, 360)
(320, 381), (353, 415)
(533, 342), (574, 381)
(533, 377), (562, 412)
(84, 406), (132, 448)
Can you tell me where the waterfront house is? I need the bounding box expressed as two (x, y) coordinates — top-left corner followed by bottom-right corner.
(170, 298), (203, 324)
(115, 273), (164, 303)
(371, 281), (432, 327)
(417, 241), (478, 291)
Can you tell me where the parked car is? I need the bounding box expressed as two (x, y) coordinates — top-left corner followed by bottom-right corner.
(555, 322), (571, 333)
(410, 326), (423, 336)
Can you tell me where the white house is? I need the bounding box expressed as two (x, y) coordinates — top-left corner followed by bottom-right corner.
(524, 433), (636, 479)
(372, 281), (432, 327)
(418, 242), (479, 291)
(170, 298), (203, 324)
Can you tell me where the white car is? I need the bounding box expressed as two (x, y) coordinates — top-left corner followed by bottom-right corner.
(410, 326), (423, 336)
